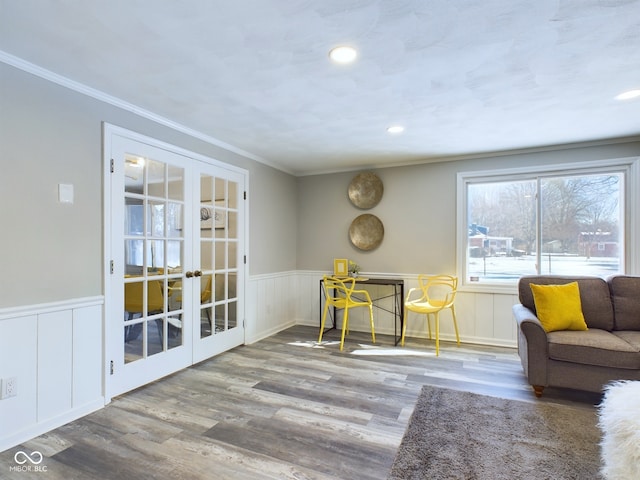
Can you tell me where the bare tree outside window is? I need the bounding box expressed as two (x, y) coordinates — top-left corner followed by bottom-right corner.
(465, 171), (623, 284)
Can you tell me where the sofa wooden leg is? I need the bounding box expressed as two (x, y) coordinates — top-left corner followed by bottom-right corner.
(533, 385), (544, 398)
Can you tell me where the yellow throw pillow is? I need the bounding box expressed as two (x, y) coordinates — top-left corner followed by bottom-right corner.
(529, 282), (588, 333)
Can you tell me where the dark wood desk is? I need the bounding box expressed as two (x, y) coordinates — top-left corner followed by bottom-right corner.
(319, 277), (404, 345)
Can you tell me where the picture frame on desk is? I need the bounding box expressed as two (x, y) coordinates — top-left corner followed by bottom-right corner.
(333, 258), (348, 277)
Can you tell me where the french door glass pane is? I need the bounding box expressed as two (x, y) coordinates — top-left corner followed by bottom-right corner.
(200, 242), (213, 271)
(228, 181), (238, 208)
(215, 304), (225, 333)
(147, 159), (166, 197)
(124, 323), (143, 364)
(228, 211), (238, 238)
(168, 164), (184, 201)
(228, 242), (237, 269)
(215, 241), (225, 269)
(228, 301), (237, 329)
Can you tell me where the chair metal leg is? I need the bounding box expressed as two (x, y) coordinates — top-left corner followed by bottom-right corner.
(400, 310), (408, 346)
(435, 312), (440, 356)
(319, 302), (330, 343)
(340, 309), (349, 351)
(368, 305), (375, 344)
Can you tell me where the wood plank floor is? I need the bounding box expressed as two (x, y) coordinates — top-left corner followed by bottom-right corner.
(0, 326), (602, 480)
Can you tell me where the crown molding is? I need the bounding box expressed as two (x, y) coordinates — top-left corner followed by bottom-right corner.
(0, 50), (295, 176)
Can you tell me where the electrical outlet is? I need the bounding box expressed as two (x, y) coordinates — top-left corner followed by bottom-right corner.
(1, 377), (17, 399)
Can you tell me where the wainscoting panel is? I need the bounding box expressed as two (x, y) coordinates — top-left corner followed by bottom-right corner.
(0, 314), (38, 444)
(37, 310), (73, 421)
(73, 305), (103, 407)
(0, 298), (104, 452)
(246, 272), (298, 344)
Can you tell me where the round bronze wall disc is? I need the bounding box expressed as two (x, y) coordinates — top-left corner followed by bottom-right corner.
(348, 172), (383, 209)
(349, 214), (384, 251)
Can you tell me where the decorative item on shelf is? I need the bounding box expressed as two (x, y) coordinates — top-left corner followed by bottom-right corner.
(333, 258), (348, 277)
(349, 214), (384, 251)
(348, 261), (361, 277)
(348, 172), (383, 209)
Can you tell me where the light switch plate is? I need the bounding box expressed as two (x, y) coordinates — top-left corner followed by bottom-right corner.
(58, 183), (74, 204)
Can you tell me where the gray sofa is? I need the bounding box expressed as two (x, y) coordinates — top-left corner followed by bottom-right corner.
(513, 274), (640, 397)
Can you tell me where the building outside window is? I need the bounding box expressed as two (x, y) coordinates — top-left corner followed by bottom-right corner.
(457, 158), (639, 289)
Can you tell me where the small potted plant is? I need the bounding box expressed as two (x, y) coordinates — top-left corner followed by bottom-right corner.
(348, 261), (361, 277)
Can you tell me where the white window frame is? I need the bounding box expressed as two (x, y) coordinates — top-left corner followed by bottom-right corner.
(456, 157), (640, 293)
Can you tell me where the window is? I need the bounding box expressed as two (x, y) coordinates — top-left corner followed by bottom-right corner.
(457, 158), (639, 289)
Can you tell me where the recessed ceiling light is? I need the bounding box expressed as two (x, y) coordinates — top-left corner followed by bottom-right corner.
(329, 46), (357, 64)
(615, 89), (640, 100)
(387, 125), (405, 134)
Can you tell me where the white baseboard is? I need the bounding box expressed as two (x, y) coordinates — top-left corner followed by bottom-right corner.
(246, 320), (296, 344)
(0, 398), (104, 453)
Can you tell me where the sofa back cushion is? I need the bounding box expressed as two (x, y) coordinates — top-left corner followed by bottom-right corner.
(607, 275), (640, 331)
(518, 275), (614, 331)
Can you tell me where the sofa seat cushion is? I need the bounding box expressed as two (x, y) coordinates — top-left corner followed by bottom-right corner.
(608, 275), (640, 331)
(548, 329), (640, 369)
(613, 331), (640, 351)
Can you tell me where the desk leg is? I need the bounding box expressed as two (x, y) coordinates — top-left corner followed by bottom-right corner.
(393, 284), (398, 345)
(394, 283), (404, 346)
(401, 283), (404, 342)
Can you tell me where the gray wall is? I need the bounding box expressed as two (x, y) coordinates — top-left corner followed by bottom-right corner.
(0, 62), (297, 308)
(296, 142), (640, 275)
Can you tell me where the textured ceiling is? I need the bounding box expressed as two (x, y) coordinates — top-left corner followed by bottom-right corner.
(1, 0), (640, 175)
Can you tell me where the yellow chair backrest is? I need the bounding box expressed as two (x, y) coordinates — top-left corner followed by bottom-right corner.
(417, 274), (457, 308)
(125, 280), (164, 313)
(323, 276), (355, 304)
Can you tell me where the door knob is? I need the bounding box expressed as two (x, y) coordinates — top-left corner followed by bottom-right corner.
(186, 271), (194, 278)
(194, 270), (202, 277)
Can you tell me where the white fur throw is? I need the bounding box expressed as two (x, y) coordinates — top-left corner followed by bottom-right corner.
(598, 380), (640, 480)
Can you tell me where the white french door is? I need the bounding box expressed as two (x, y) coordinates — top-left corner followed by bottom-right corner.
(192, 166), (246, 363)
(105, 126), (246, 398)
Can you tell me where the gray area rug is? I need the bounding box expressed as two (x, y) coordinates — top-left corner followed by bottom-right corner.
(389, 386), (602, 480)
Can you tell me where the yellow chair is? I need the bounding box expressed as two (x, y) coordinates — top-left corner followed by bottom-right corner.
(124, 280), (164, 342)
(318, 275), (375, 351)
(401, 275), (459, 355)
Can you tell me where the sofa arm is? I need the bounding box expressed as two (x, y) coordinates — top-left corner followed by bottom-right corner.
(513, 304), (549, 392)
